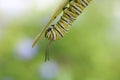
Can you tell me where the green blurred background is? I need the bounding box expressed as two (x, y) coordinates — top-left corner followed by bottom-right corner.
(0, 0), (120, 80)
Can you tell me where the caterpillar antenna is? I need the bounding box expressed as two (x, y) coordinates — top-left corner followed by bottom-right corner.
(45, 40), (53, 62)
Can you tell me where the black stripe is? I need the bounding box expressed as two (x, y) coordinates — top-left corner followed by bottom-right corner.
(61, 17), (72, 26)
(81, 1), (86, 7)
(71, 4), (82, 14)
(58, 22), (68, 32)
(64, 12), (72, 20)
(70, 5), (79, 15)
(65, 9), (74, 18)
(64, 12), (75, 21)
(51, 29), (55, 40)
(50, 25), (55, 40)
(61, 17), (69, 24)
(54, 27), (63, 37)
(82, 0), (88, 6)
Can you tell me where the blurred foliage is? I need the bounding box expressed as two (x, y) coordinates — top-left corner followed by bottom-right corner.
(0, 0), (120, 80)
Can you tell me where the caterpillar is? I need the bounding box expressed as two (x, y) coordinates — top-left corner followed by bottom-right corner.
(45, 0), (92, 40)
(32, 0), (92, 61)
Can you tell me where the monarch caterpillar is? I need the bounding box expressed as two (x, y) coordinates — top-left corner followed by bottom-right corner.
(32, 0), (92, 61)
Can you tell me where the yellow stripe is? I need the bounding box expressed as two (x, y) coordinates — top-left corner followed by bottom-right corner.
(76, 3), (84, 10)
(55, 25), (64, 37)
(59, 20), (70, 30)
(56, 23), (66, 35)
(62, 13), (74, 23)
(84, 0), (89, 4)
(54, 30), (59, 40)
(64, 8), (78, 19)
(52, 29), (56, 40)
(61, 16), (72, 26)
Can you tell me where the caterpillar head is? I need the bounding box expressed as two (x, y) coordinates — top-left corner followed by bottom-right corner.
(45, 25), (53, 40)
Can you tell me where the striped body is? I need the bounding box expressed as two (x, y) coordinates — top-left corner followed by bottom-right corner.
(45, 0), (92, 40)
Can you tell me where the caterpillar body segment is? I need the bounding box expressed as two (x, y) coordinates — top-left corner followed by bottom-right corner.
(45, 0), (92, 41)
